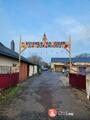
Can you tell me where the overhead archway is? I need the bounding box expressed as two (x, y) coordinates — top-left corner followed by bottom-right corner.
(19, 34), (72, 72)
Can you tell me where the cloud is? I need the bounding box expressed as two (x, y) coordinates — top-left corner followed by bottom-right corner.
(55, 16), (90, 41)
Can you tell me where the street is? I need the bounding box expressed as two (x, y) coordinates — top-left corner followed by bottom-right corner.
(0, 71), (90, 120)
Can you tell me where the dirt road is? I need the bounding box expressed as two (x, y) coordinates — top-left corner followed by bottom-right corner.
(0, 71), (90, 120)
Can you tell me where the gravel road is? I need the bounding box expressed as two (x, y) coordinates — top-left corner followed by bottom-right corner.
(0, 71), (90, 120)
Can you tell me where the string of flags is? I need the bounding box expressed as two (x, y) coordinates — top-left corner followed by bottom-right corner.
(20, 41), (70, 49)
(20, 33), (70, 49)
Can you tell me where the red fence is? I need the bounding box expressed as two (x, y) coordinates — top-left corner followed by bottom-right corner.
(0, 73), (19, 89)
(69, 73), (86, 89)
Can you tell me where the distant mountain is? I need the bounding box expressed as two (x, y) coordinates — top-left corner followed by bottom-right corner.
(75, 53), (90, 58)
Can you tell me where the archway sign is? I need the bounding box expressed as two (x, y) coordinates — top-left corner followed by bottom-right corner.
(20, 34), (70, 49)
(19, 34), (71, 72)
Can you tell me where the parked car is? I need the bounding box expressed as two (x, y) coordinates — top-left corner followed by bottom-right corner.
(42, 67), (48, 71)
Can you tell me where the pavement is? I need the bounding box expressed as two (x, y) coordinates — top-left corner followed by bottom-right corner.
(0, 71), (90, 120)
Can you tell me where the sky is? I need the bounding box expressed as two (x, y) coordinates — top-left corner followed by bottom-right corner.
(0, 0), (90, 62)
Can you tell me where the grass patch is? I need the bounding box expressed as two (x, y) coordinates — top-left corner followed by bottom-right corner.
(0, 74), (40, 104)
(0, 84), (23, 103)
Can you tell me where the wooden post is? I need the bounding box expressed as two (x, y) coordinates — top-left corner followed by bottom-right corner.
(69, 35), (72, 73)
(19, 35), (21, 80)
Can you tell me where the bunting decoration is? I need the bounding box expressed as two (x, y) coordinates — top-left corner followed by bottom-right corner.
(20, 41), (69, 48)
(20, 34), (70, 49)
(19, 34), (72, 73)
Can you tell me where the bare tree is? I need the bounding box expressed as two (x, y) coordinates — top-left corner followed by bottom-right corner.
(28, 55), (49, 68)
(76, 53), (90, 58)
(40, 61), (48, 68)
(28, 55), (42, 65)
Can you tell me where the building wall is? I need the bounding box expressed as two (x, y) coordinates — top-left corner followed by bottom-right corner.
(0, 55), (19, 66)
(29, 65), (34, 76)
(86, 67), (90, 73)
(74, 62), (90, 66)
(70, 66), (79, 74)
(51, 62), (90, 73)
(0, 55), (19, 74)
(19, 62), (29, 81)
(34, 65), (37, 74)
(86, 74), (90, 99)
(0, 55), (37, 81)
(55, 65), (63, 72)
(71, 65), (90, 74)
(51, 62), (64, 72)
(0, 55), (19, 89)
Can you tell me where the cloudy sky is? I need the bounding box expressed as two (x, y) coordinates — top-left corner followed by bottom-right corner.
(0, 0), (90, 62)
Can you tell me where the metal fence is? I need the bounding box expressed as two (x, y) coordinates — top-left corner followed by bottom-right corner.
(69, 73), (86, 89)
(0, 66), (19, 90)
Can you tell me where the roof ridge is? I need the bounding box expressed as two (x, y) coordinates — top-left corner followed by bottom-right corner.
(51, 57), (90, 63)
(0, 42), (19, 54)
(0, 42), (5, 46)
(51, 57), (90, 59)
(0, 42), (34, 65)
